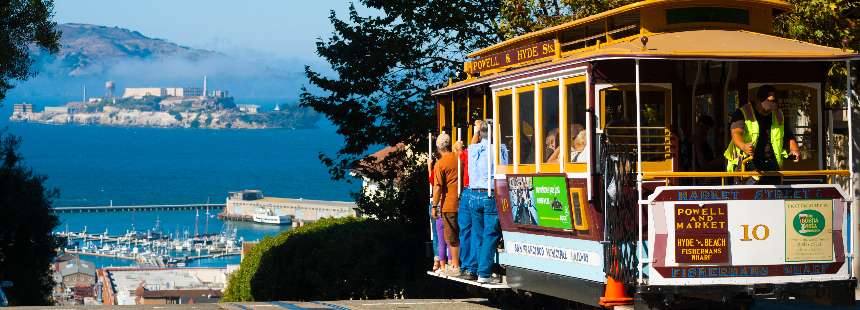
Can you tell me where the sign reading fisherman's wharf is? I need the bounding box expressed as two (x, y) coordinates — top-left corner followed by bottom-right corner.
(467, 40), (557, 74)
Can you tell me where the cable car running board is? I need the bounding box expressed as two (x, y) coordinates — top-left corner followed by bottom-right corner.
(425, 271), (511, 290)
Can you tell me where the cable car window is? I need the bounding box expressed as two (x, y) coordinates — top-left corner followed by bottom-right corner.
(601, 86), (670, 163)
(498, 94), (513, 165)
(519, 90), (536, 165)
(439, 97), (452, 135)
(541, 85), (560, 163)
(567, 82), (587, 163)
(454, 94), (468, 140)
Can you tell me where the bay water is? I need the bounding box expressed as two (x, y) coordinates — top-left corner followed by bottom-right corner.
(3, 119), (359, 267)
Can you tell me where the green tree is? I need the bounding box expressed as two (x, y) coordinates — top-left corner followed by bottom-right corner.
(774, 0), (859, 107)
(0, 0), (61, 103)
(0, 0), (62, 305)
(300, 1), (502, 225)
(0, 133), (61, 305)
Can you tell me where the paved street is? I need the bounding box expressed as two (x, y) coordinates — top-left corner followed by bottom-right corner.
(9, 299), (501, 310)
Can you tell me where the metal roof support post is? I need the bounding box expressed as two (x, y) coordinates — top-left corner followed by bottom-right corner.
(535, 82), (541, 173)
(636, 58), (645, 283)
(514, 87), (520, 174)
(847, 60), (856, 280)
(428, 132), (435, 246)
(429, 132), (434, 200)
(488, 124), (493, 197)
(458, 127), (462, 197)
(559, 77), (566, 173)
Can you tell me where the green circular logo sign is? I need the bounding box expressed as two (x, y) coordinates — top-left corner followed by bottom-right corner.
(793, 210), (826, 237)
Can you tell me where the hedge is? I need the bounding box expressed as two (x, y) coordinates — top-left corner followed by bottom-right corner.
(222, 217), (428, 301)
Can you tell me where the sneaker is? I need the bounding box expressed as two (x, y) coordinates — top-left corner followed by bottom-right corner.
(477, 276), (501, 284)
(446, 267), (461, 277)
(458, 271), (477, 281)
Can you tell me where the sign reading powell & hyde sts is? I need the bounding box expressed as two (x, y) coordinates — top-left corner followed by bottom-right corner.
(468, 39), (557, 74)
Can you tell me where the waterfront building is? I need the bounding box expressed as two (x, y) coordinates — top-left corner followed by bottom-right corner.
(208, 90), (228, 98)
(224, 190), (357, 222)
(44, 106), (70, 114)
(184, 87), (204, 97)
(99, 268), (228, 305)
(123, 87), (206, 99)
(236, 104), (259, 114)
(123, 87), (165, 99)
(13, 103), (33, 114)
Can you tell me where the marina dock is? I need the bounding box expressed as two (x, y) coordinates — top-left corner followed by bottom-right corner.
(53, 203), (225, 213)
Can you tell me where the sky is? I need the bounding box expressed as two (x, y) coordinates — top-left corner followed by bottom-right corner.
(53, 0), (350, 61)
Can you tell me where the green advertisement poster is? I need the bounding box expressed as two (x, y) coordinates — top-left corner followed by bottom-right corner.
(509, 175), (572, 229)
(532, 176), (572, 229)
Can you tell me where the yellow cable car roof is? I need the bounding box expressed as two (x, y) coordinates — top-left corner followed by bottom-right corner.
(468, 0), (792, 58)
(433, 29), (859, 95)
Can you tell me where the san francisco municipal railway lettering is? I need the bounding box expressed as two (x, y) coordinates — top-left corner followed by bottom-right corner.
(507, 241), (600, 266)
(675, 204), (729, 263)
(468, 40), (556, 73)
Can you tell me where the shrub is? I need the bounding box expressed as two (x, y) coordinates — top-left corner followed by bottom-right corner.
(223, 217), (428, 301)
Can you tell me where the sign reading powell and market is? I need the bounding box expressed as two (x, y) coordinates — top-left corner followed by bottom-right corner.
(468, 39), (557, 74)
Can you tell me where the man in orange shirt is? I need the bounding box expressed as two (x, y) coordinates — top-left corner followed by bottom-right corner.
(431, 132), (461, 276)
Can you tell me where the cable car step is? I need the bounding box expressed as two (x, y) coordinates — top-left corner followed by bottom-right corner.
(425, 271), (511, 290)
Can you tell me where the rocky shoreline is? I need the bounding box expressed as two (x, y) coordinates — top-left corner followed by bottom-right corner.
(10, 109), (315, 129)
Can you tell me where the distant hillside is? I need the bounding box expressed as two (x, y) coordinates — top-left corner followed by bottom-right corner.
(33, 23), (219, 77)
(10, 23), (309, 104)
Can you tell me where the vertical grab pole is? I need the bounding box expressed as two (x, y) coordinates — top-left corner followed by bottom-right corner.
(847, 60), (856, 280)
(488, 122), (493, 197)
(428, 131), (435, 252)
(429, 131), (434, 201)
(635, 59), (644, 283)
(457, 127), (462, 197)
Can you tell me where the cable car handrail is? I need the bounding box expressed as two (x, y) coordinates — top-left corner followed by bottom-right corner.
(604, 126), (666, 130)
(642, 170), (849, 179)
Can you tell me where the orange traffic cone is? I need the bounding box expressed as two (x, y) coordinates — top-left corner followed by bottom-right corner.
(598, 275), (633, 307)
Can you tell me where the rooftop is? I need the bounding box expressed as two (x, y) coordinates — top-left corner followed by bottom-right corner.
(104, 268), (227, 305)
(59, 259), (96, 278)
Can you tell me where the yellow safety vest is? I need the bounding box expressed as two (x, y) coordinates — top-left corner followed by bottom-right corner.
(724, 103), (787, 172)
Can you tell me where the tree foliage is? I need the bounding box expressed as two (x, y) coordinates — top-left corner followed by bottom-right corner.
(223, 217), (444, 301)
(0, 133), (60, 306)
(0, 0), (61, 103)
(774, 0), (859, 107)
(300, 1), (503, 223)
(0, 1), (61, 305)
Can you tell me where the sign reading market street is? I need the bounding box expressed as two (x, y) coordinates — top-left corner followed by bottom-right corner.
(468, 39), (557, 74)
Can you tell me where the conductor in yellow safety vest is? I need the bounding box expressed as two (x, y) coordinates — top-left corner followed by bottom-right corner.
(724, 85), (801, 184)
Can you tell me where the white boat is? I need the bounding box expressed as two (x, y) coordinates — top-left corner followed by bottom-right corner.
(252, 208), (291, 225)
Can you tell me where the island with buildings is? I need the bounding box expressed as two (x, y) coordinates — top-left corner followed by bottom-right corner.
(10, 77), (318, 129)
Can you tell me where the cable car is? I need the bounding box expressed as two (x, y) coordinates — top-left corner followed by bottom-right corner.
(429, 0), (859, 308)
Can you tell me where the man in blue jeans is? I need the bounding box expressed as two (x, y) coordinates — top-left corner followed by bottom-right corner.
(456, 124), (478, 280)
(467, 120), (501, 283)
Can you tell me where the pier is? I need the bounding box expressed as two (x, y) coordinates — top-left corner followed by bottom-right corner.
(53, 203), (225, 213)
